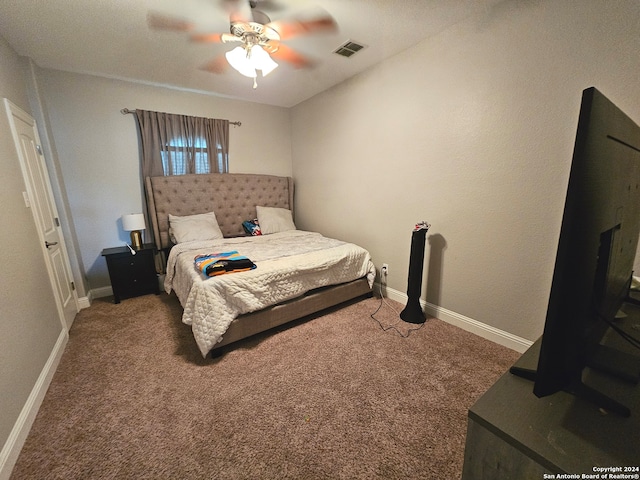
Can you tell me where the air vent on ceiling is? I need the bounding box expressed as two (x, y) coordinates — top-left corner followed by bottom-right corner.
(333, 40), (366, 58)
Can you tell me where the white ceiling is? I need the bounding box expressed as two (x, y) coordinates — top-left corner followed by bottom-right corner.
(0, 0), (505, 108)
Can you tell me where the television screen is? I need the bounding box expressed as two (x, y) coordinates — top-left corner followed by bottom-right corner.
(512, 87), (640, 417)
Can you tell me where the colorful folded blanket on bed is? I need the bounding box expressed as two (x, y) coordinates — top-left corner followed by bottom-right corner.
(194, 251), (257, 277)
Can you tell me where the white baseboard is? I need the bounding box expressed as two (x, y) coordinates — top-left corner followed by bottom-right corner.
(378, 283), (533, 354)
(77, 287), (112, 309)
(77, 295), (91, 309)
(90, 286), (113, 299)
(0, 329), (68, 480)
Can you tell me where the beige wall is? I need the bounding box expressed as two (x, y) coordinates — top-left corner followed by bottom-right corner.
(36, 70), (293, 290)
(291, 0), (640, 341)
(0, 35), (64, 464)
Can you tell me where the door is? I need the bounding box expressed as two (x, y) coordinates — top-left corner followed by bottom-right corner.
(4, 98), (78, 329)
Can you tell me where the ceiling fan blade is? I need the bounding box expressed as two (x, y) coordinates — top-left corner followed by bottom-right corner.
(147, 12), (195, 32)
(250, 0), (286, 12)
(200, 56), (230, 74)
(266, 12), (337, 40)
(190, 33), (241, 44)
(221, 0), (253, 23)
(268, 42), (314, 69)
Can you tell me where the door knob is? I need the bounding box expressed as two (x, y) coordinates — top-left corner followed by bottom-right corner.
(45, 241), (58, 248)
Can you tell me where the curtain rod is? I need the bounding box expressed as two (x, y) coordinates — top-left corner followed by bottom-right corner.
(120, 108), (241, 126)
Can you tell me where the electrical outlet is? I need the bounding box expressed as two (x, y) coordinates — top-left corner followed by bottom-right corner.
(381, 263), (389, 275)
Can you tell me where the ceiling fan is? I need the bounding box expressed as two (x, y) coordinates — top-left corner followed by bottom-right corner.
(148, 0), (337, 88)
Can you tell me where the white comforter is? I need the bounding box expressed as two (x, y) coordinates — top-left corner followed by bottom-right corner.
(165, 230), (376, 356)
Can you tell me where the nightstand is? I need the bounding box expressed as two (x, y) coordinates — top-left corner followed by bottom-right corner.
(101, 243), (159, 303)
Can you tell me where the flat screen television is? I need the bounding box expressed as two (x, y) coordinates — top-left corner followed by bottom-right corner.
(511, 87), (640, 417)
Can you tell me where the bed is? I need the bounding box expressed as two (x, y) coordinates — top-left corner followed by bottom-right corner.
(145, 173), (375, 357)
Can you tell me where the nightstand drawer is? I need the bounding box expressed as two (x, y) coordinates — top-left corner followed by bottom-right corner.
(101, 244), (159, 303)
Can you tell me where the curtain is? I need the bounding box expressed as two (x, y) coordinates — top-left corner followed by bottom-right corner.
(135, 109), (229, 178)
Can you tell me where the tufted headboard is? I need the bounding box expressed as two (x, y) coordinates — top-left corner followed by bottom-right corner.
(145, 173), (294, 250)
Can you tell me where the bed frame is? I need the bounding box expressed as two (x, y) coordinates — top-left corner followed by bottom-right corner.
(145, 173), (372, 355)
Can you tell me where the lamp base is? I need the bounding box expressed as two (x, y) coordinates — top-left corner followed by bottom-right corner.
(130, 230), (142, 249)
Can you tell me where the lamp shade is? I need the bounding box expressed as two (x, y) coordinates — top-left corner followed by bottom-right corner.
(225, 45), (278, 78)
(226, 46), (257, 78)
(122, 213), (145, 231)
(250, 45), (278, 76)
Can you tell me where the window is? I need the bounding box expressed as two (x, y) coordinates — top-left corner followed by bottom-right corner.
(161, 136), (226, 175)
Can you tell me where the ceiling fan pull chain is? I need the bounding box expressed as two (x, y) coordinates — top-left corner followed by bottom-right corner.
(253, 77), (258, 89)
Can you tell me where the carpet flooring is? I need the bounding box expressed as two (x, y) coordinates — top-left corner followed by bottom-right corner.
(10, 293), (519, 479)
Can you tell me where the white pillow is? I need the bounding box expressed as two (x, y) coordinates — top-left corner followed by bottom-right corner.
(256, 206), (296, 234)
(168, 211), (223, 243)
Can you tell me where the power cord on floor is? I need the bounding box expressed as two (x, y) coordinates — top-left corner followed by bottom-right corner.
(370, 272), (426, 338)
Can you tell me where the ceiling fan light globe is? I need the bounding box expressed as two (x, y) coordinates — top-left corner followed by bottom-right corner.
(251, 45), (278, 76)
(225, 46), (257, 78)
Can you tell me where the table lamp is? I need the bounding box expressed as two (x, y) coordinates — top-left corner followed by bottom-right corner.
(122, 213), (145, 249)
